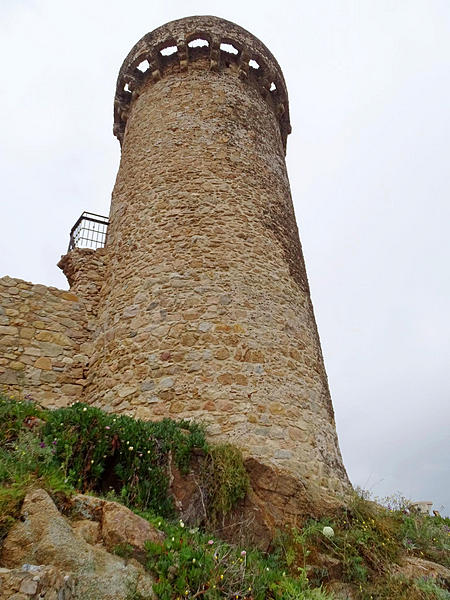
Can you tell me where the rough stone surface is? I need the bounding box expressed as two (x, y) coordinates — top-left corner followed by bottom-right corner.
(0, 276), (91, 408)
(101, 500), (164, 556)
(57, 249), (107, 319)
(394, 556), (450, 584)
(0, 489), (155, 600)
(0, 564), (75, 599)
(170, 454), (343, 550)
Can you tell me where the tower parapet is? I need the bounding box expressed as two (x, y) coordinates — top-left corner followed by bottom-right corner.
(113, 16), (291, 150)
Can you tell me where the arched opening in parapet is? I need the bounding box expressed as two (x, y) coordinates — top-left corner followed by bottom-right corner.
(188, 38), (209, 48)
(187, 37), (210, 62)
(160, 45), (178, 57)
(123, 83), (132, 93)
(137, 59), (150, 73)
(270, 82), (277, 92)
(220, 41), (240, 69)
(249, 59), (260, 70)
(220, 42), (239, 55)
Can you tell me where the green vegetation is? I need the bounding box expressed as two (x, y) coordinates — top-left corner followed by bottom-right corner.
(113, 542), (135, 560)
(43, 401), (207, 514)
(0, 394), (207, 518)
(202, 443), (250, 525)
(145, 517), (331, 600)
(271, 490), (449, 599)
(0, 394), (449, 599)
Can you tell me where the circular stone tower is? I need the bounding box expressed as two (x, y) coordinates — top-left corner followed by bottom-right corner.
(86, 16), (349, 501)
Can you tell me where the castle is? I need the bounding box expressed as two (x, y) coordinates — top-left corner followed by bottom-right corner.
(0, 16), (349, 509)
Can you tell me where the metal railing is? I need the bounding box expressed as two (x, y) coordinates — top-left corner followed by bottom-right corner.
(68, 212), (109, 252)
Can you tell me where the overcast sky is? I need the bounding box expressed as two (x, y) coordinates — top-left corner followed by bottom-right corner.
(1, 0), (449, 514)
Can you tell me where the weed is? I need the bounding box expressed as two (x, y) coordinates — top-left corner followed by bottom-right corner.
(202, 444), (249, 525)
(145, 517), (334, 599)
(0, 396), (43, 444)
(361, 574), (450, 599)
(43, 402), (207, 515)
(113, 542), (135, 559)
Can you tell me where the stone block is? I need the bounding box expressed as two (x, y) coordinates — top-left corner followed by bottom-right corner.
(34, 357), (52, 370)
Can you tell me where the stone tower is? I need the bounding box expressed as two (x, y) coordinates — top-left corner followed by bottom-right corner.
(62, 16), (349, 504)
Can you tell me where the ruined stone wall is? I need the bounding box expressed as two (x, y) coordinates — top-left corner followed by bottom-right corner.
(80, 16), (349, 500)
(58, 247), (108, 318)
(0, 276), (91, 407)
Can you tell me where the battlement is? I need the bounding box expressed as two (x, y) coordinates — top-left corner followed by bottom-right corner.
(113, 15), (291, 150)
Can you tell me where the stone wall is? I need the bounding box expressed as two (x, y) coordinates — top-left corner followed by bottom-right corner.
(0, 276), (91, 408)
(58, 248), (107, 319)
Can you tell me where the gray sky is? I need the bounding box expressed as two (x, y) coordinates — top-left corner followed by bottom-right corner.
(1, 0), (449, 514)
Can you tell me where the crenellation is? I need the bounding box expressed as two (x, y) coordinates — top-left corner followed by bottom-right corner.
(114, 16), (291, 150)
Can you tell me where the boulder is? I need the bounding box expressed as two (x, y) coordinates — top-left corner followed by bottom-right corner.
(72, 520), (101, 545)
(69, 494), (104, 521)
(326, 581), (359, 599)
(394, 555), (450, 584)
(170, 454), (338, 550)
(0, 564), (75, 599)
(101, 500), (164, 556)
(0, 489), (155, 600)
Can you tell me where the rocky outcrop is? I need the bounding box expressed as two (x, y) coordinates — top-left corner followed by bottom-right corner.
(0, 489), (158, 600)
(101, 499), (164, 558)
(394, 555), (450, 585)
(170, 454), (346, 550)
(0, 564), (74, 600)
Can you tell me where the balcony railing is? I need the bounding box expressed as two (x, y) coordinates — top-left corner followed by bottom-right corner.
(68, 212), (109, 252)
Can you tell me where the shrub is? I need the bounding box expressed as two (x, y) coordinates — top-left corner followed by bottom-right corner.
(400, 513), (450, 567)
(0, 397), (250, 523)
(202, 443), (249, 525)
(145, 518), (334, 599)
(0, 396), (43, 444)
(43, 402), (208, 515)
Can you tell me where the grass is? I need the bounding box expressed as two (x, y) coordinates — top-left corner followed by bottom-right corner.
(144, 516), (333, 599)
(0, 394), (448, 600)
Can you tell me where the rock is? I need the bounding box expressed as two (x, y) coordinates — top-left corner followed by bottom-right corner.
(326, 582), (358, 599)
(72, 519), (101, 545)
(0, 489), (155, 600)
(0, 564), (75, 600)
(394, 555), (450, 584)
(159, 376), (174, 389)
(70, 494), (104, 521)
(307, 552), (342, 581)
(101, 500), (164, 557)
(408, 500), (433, 515)
(168, 453), (341, 551)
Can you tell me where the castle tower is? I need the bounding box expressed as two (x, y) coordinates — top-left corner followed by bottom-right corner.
(72, 16), (348, 501)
